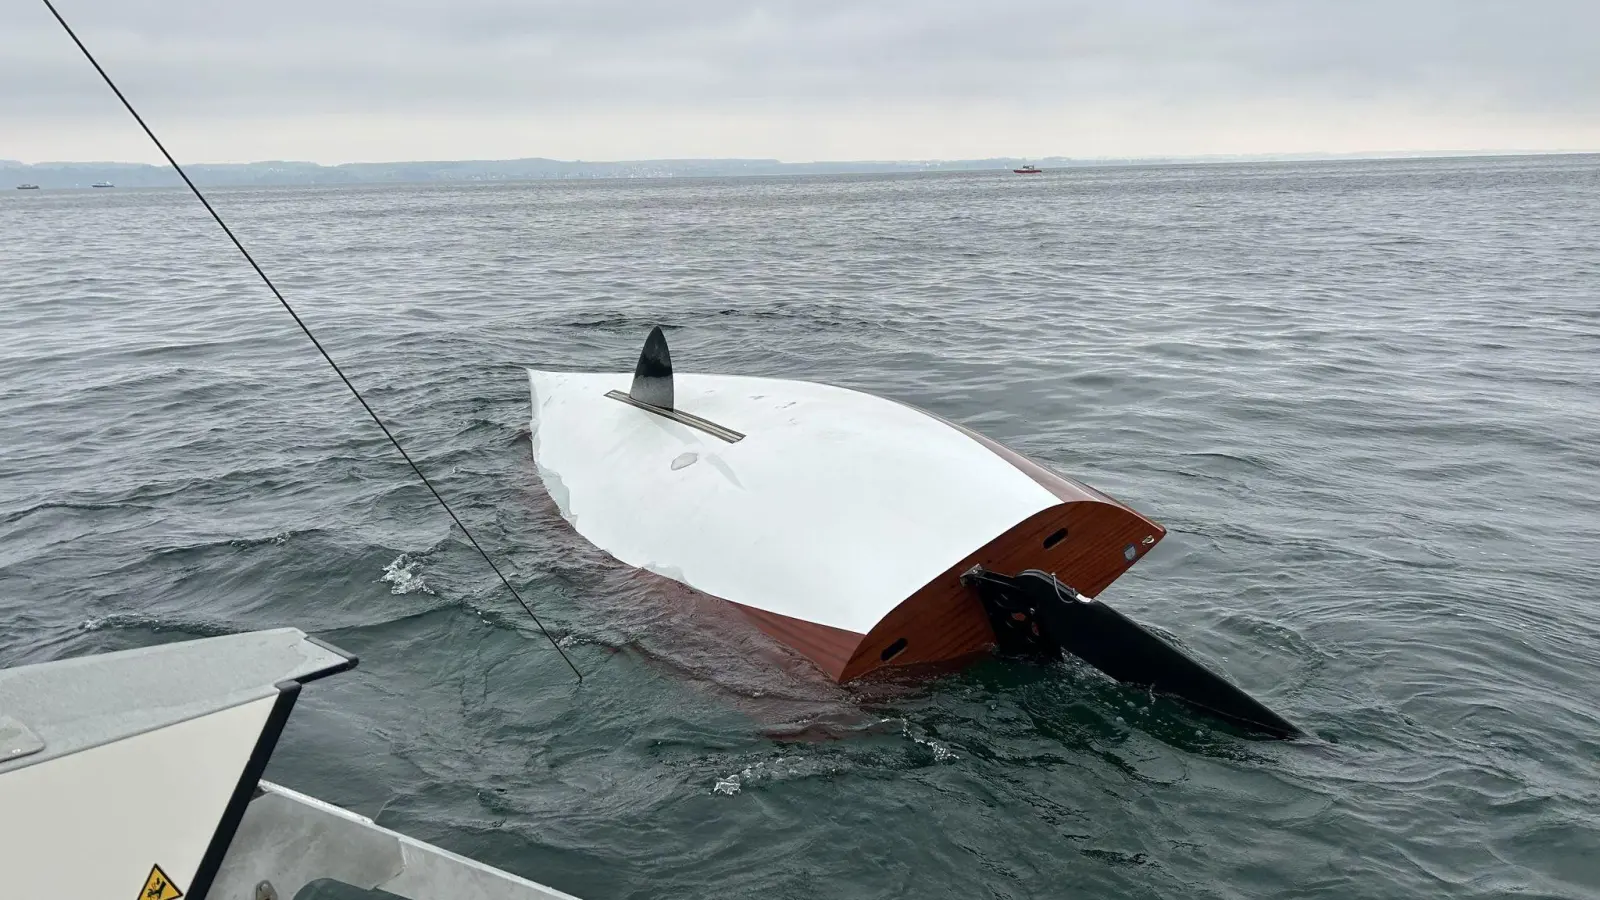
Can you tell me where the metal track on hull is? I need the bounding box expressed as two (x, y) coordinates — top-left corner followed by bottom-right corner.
(603, 390), (746, 443)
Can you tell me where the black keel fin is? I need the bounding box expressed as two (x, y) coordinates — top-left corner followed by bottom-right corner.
(605, 326), (744, 442)
(630, 325), (674, 410)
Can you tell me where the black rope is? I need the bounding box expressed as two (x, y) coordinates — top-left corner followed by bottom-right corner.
(42, 0), (583, 682)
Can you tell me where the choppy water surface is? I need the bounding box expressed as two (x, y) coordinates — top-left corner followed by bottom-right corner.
(3, 156), (1598, 899)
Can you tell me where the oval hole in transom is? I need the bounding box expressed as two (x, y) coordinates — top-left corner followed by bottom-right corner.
(1043, 527), (1069, 550)
(880, 638), (908, 661)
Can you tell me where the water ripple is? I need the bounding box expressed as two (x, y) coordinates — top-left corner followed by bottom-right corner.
(3, 156), (1599, 899)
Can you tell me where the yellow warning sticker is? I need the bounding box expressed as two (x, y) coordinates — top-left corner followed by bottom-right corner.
(138, 864), (183, 900)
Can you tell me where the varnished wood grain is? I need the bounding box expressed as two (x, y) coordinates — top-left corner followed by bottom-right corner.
(838, 496), (1167, 682)
(726, 600), (864, 681)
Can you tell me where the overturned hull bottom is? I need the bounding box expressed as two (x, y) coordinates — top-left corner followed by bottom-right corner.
(526, 327), (1298, 739)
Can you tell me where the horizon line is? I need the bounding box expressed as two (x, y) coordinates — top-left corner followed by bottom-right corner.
(6, 147), (1599, 169)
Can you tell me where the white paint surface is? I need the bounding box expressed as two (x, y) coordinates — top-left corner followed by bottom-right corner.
(0, 693), (275, 899)
(527, 371), (1059, 634)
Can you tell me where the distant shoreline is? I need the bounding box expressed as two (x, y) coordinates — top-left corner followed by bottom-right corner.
(4, 149), (1594, 190)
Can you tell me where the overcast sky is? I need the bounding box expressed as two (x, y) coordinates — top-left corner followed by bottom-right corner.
(5, 0), (1598, 164)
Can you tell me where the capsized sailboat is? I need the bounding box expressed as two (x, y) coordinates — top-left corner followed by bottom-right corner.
(528, 327), (1300, 738)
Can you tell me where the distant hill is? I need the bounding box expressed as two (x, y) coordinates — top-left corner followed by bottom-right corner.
(0, 156), (1093, 189)
(2, 151), (1587, 189)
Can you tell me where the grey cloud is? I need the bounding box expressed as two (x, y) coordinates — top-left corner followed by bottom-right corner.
(4, 0), (1597, 156)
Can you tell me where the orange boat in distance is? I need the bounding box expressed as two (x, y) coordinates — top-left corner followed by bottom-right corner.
(1014, 164), (1042, 174)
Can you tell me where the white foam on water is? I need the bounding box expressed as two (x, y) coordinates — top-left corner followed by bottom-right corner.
(381, 553), (434, 595)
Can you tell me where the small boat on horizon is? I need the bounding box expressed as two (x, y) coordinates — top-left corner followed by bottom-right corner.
(16, 183), (39, 190)
(1013, 164), (1042, 174)
(91, 181), (114, 188)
